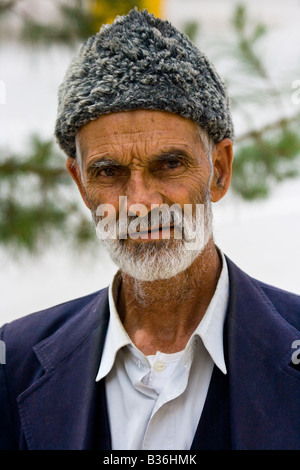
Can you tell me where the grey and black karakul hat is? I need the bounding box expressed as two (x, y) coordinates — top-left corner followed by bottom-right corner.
(55, 8), (234, 159)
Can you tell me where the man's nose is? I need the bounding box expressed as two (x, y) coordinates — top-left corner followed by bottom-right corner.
(125, 170), (163, 212)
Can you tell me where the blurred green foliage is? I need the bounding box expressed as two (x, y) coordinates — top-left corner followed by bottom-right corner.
(0, 135), (94, 253)
(0, 0), (142, 43)
(232, 126), (300, 199)
(0, 1), (299, 253)
(229, 4), (300, 199)
(21, 0), (141, 45)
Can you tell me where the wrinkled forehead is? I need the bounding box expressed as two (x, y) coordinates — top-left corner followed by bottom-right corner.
(75, 110), (203, 162)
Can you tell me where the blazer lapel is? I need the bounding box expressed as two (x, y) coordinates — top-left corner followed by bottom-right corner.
(17, 290), (111, 450)
(226, 257), (300, 449)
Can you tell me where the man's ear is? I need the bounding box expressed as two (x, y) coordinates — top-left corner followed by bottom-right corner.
(65, 157), (91, 209)
(210, 138), (233, 202)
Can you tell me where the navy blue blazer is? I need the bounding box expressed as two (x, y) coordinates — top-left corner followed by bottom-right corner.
(0, 257), (300, 450)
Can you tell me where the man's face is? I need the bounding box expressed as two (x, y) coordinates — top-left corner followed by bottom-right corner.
(67, 110), (232, 280)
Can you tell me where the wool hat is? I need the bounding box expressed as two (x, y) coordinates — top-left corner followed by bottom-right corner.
(54, 8), (234, 159)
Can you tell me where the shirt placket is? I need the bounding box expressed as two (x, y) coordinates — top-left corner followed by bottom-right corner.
(141, 343), (195, 450)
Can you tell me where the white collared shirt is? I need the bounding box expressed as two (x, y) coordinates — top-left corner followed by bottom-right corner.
(96, 252), (229, 450)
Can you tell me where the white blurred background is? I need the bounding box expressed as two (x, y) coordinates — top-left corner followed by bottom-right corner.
(0, 0), (299, 324)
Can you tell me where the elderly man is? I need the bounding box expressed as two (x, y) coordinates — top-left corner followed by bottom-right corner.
(0, 9), (299, 451)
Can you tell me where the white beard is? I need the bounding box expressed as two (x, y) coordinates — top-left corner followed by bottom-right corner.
(93, 193), (213, 282)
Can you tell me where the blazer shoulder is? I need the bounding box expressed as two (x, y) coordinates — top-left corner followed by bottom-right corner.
(252, 278), (300, 331)
(0, 288), (109, 449)
(1, 288), (108, 356)
(225, 255), (300, 331)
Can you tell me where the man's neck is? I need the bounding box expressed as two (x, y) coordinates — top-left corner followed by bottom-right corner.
(117, 239), (222, 355)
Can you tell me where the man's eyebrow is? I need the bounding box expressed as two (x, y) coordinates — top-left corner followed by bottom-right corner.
(86, 150), (194, 174)
(151, 150), (194, 163)
(86, 158), (122, 173)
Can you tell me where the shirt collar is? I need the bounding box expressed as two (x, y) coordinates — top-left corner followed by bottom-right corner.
(95, 249), (229, 382)
(95, 272), (132, 382)
(187, 250), (229, 374)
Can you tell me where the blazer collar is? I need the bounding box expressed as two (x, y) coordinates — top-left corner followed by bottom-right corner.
(17, 289), (110, 450)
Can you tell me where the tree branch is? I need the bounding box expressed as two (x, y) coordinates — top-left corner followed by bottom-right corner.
(235, 113), (300, 144)
(0, 160), (67, 180)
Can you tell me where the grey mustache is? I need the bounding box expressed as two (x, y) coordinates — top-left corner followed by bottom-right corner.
(118, 207), (184, 235)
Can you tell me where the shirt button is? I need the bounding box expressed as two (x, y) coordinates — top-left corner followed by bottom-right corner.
(153, 360), (165, 372)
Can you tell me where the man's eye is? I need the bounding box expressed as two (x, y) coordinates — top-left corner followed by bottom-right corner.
(101, 167), (117, 177)
(91, 166), (119, 177)
(164, 159), (182, 169)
